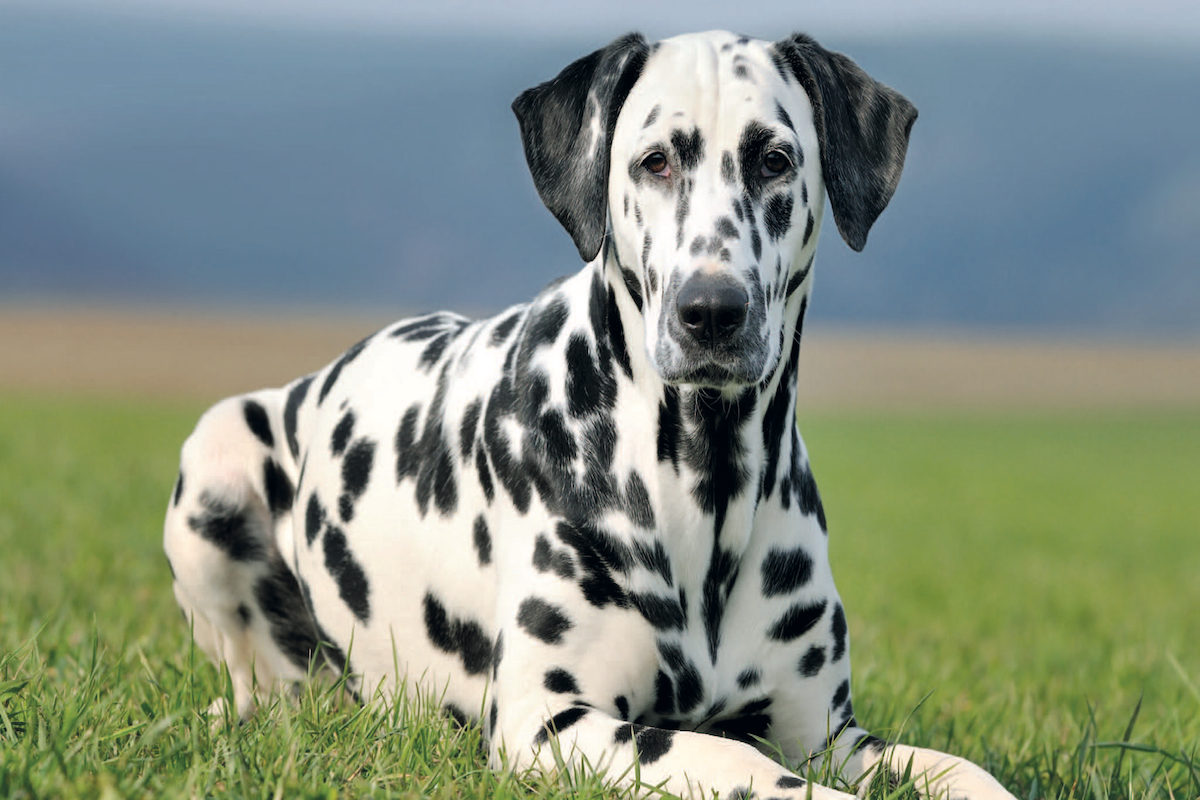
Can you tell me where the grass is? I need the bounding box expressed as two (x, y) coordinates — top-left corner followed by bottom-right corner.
(0, 392), (1197, 798)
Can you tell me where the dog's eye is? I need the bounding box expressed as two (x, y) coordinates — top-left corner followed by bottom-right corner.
(642, 152), (670, 177)
(761, 150), (791, 177)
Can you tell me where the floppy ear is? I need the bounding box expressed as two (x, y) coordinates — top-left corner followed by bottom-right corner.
(512, 33), (649, 262)
(773, 34), (917, 252)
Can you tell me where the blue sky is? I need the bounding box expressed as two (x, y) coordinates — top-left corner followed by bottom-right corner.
(23, 0), (1200, 45)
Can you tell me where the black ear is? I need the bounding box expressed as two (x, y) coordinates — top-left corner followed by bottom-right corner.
(513, 33), (649, 262)
(773, 34), (917, 252)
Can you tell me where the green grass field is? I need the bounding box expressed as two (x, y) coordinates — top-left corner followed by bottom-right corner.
(1, 393), (1197, 799)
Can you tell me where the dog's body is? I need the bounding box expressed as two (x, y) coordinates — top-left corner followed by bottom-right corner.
(164, 31), (1015, 799)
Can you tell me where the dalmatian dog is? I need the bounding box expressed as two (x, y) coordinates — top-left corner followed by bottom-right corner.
(164, 30), (1017, 799)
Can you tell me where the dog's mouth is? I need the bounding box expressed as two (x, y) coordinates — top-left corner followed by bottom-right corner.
(657, 359), (760, 389)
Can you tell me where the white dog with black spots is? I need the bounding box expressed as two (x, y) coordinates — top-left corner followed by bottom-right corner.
(164, 30), (1017, 800)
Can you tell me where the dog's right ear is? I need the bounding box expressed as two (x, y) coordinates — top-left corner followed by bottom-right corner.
(513, 33), (649, 263)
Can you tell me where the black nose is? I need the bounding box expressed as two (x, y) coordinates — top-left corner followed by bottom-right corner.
(675, 274), (749, 346)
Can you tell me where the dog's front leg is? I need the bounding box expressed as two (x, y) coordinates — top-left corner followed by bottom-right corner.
(823, 729), (1017, 800)
(485, 580), (857, 800)
(492, 695), (857, 799)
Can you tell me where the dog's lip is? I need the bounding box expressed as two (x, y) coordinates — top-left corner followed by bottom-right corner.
(659, 361), (756, 388)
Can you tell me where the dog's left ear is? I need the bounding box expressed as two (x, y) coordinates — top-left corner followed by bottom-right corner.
(513, 33), (650, 263)
(773, 34), (918, 252)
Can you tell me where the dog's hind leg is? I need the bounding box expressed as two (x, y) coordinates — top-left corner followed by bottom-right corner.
(164, 390), (322, 720)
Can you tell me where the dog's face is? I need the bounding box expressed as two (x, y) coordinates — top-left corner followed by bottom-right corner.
(608, 33), (822, 387)
(513, 31), (916, 389)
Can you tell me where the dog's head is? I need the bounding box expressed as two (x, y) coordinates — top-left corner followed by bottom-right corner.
(514, 31), (916, 388)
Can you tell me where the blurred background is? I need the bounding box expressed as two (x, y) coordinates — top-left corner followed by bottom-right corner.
(2, 0), (1199, 404)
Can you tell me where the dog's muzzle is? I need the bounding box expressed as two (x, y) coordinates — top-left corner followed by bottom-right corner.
(659, 271), (765, 387)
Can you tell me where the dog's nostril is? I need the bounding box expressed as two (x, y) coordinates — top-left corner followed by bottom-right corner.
(676, 275), (749, 345)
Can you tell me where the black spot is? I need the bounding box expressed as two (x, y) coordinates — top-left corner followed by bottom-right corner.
(738, 120), (775, 200)
(759, 329), (800, 505)
(492, 630), (504, 680)
(475, 447), (495, 503)
(490, 309), (523, 345)
(544, 668), (581, 694)
(670, 127), (704, 171)
(338, 438), (376, 523)
(534, 706), (589, 745)
(304, 493), (324, 547)
(473, 515), (492, 566)
(750, 225), (762, 260)
(643, 104), (660, 128)
(242, 400), (274, 448)
(656, 387), (681, 470)
(701, 544), (739, 664)
(736, 667), (761, 689)
(489, 699), (499, 734)
(254, 557), (321, 670)
(624, 472), (656, 528)
(263, 457), (294, 516)
(761, 546), (814, 597)
(632, 539), (673, 585)
(802, 208), (815, 246)
(283, 375), (314, 460)
(443, 704), (469, 728)
(630, 592), (685, 630)
(653, 670), (675, 715)
(323, 524), (371, 623)
(525, 296), (570, 351)
(831, 679), (850, 709)
(532, 533), (575, 579)
(565, 333), (616, 418)
(517, 597), (571, 644)
(458, 399), (482, 458)
(777, 775), (806, 789)
(658, 641), (702, 714)
(172, 471), (184, 506)
(236, 603), (252, 627)
(690, 235), (706, 257)
(785, 256), (814, 299)
(614, 723), (675, 764)
(733, 61), (750, 80)
(318, 335), (370, 405)
(615, 695), (630, 720)
(554, 520), (631, 609)
(715, 216), (739, 241)
(187, 492), (262, 562)
(483, 378), (530, 513)
(390, 313), (462, 342)
(606, 287), (633, 380)
(721, 151), (736, 183)
(675, 178), (691, 246)
(799, 645), (826, 677)
(331, 410), (355, 456)
(764, 192), (794, 241)
(418, 332), (451, 369)
(421, 592), (492, 675)
(708, 698), (773, 743)
(831, 602), (848, 661)
(793, 462), (827, 531)
(767, 599), (828, 642)
(775, 101), (794, 132)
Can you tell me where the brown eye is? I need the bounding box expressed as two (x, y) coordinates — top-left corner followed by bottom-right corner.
(643, 151), (670, 177)
(761, 150), (790, 177)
